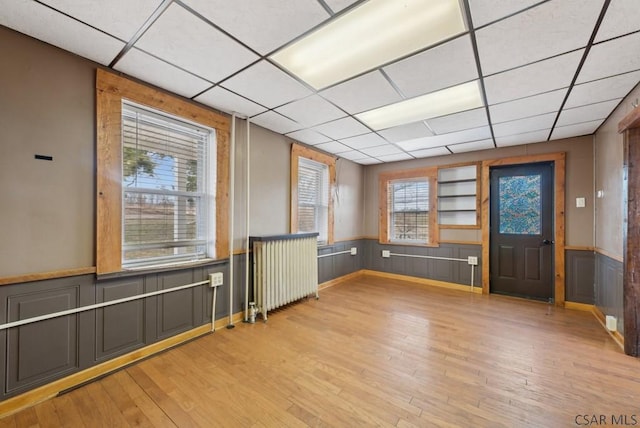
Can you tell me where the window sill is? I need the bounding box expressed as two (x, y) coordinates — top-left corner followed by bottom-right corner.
(96, 258), (227, 281)
(380, 239), (440, 248)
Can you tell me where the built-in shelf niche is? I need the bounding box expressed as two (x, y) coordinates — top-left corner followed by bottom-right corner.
(438, 164), (479, 227)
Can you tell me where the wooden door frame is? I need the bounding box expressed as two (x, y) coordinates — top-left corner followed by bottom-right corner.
(481, 153), (566, 305)
(619, 105), (640, 356)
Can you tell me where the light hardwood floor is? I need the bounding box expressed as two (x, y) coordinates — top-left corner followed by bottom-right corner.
(1, 274), (639, 427)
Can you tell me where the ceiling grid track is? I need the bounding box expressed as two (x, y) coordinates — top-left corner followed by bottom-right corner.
(108, 0), (174, 68)
(461, 0), (497, 148)
(546, 0), (612, 141)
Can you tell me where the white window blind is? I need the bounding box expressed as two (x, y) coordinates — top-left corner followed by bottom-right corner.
(121, 102), (216, 268)
(297, 157), (329, 243)
(389, 179), (429, 242)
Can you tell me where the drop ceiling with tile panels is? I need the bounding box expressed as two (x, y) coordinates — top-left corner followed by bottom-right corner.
(3, 0), (639, 164)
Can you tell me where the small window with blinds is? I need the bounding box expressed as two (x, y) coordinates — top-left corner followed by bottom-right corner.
(389, 179), (430, 242)
(297, 157), (329, 243)
(121, 102), (216, 268)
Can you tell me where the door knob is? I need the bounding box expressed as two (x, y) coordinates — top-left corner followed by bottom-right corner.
(542, 239), (554, 245)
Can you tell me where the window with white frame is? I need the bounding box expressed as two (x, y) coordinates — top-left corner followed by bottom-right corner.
(121, 102), (216, 268)
(388, 179), (430, 242)
(296, 157), (330, 243)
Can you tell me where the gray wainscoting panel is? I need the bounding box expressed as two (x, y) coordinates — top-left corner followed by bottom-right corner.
(362, 239), (481, 287)
(155, 269), (204, 340)
(317, 240), (363, 284)
(0, 275), (94, 398)
(565, 250), (595, 304)
(595, 252), (624, 334)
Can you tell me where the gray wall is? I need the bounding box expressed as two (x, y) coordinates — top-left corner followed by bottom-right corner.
(231, 122), (365, 249)
(0, 261), (229, 399)
(592, 79), (640, 326)
(362, 240), (481, 288)
(565, 250), (595, 304)
(595, 253), (624, 334)
(0, 25), (95, 276)
(0, 24), (366, 277)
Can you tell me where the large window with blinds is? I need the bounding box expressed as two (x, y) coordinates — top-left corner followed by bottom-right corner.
(297, 157), (329, 243)
(389, 179), (429, 241)
(121, 102), (216, 268)
(290, 143), (336, 245)
(379, 167), (438, 246)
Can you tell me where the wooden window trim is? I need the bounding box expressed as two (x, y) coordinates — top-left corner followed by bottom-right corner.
(96, 69), (230, 274)
(290, 143), (336, 245)
(379, 167), (439, 247)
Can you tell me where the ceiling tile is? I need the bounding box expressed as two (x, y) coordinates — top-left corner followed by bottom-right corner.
(194, 86), (267, 117)
(286, 129), (331, 145)
(493, 113), (556, 137)
(339, 133), (388, 150)
(320, 71), (402, 114)
(577, 32), (640, 84)
(427, 108), (488, 134)
(566, 70), (640, 108)
(377, 122), (433, 143)
(354, 157), (382, 165)
(338, 150), (369, 161)
(467, 0), (541, 28)
(311, 117), (370, 140)
(484, 50), (583, 105)
(398, 126), (491, 151)
(221, 60), (312, 108)
(115, 48), (211, 98)
(324, 0), (360, 14)
(314, 141), (352, 154)
(397, 126), (492, 151)
(181, 0), (329, 55)
(383, 35), (478, 98)
(360, 144), (403, 157)
(595, 0), (640, 42)
(556, 99), (620, 127)
(489, 89), (567, 123)
(251, 111), (300, 134)
(275, 95), (345, 127)
(410, 147), (451, 158)
(397, 136), (446, 151)
(376, 153), (414, 162)
(550, 120), (604, 140)
(39, 0), (162, 41)
(476, 0), (602, 76)
(495, 129), (550, 147)
(135, 3), (258, 82)
(0, 0), (124, 65)
(448, 139), (495, 153)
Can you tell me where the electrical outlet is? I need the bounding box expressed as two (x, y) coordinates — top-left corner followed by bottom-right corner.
(350, 247), (357, 255)
(210, 272), (223, 287)
(467, 256), (478, 265)
(382, 250), (391, 258)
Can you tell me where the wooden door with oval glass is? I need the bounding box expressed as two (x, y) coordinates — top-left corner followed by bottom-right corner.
(489, 162), (554, 301)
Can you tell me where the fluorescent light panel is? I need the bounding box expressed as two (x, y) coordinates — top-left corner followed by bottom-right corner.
(270, 0), (467, 89)
(356, 81), (483, 130)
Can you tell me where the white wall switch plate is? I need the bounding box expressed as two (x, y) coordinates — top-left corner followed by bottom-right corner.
(468, 256), (478, 265)
(350, 247), (357, 255)
(382, 250), (391, 258)
(576, 197), (586, 208)
(210, 272), (223, 287)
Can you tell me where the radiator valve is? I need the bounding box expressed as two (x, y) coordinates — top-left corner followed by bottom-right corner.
(248, 302), (257, 324)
